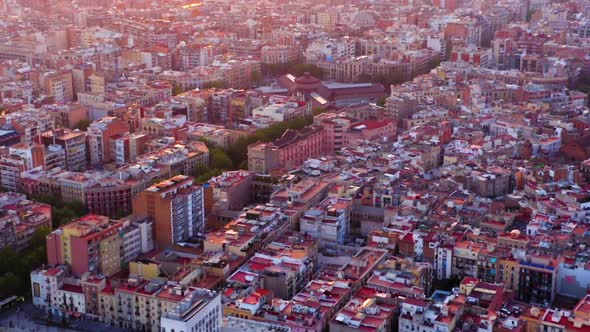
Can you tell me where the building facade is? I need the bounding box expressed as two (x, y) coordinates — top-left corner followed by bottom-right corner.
(133, 175), (205, 248)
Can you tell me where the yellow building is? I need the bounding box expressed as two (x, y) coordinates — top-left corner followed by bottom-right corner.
(497, 258), (519, 291)
(89, 74), (106, 94)
(44, 71), (74, 103)
(129, 260), (160, 280)
(204, 230), (255, 257)
(98, 281), (199, 332)
(47, 215), (122, 277)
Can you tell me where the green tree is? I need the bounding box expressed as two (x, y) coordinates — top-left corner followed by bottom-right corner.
(203, 81), (226, 89)
(192, 163), (209, 178)
(0, 209), (56, 298)
(190, 114), (319, 175)
(196, 169), (223, 183)
(0, 241), (48, 298)
(575, 72), (590, 90)
(225, 114), (315, 167)
(52, 207), (76, 227)
(32, 193), (59, 206)
(31, 194), (87, 227)
(312, 107), (327, 116)
(356, 72), (373, 83)
(0, 272), (20, 299)
(75, 119), (92, 131)
(172, 84), (184, 96)
(210, 148), (234, 170)
(30, 227), (50, 248)
(373, 73), (389, 85)
(0, 248), (19, 276)
(251, 71), (263, 85)
(67, 200), (88, 216)
(227, 136), (258, 167)
(261, 62), (292, 76)
(288, 63), (323, 78)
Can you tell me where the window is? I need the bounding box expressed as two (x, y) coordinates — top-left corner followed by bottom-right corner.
(33, 282), (41, 297)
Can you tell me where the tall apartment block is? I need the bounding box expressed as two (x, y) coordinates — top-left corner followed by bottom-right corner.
(46, 215), (123, 277)
(41, 128), (87, 171)
(133, 175), (205, 248)
(87, 117), (129, 166)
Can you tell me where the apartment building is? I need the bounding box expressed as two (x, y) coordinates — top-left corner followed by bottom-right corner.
(46, 214), (123, 277)
(43, 70), (74, 103)
(517, 254), (558, 305)
(41, 129), (87, 171)
(247, 125), (327, 174)
(87, 117), (129, 166)
(133, 175), (205, 248)
(0, 192), (52, 250)
(160, 289), (222, 332)
(261, 45), (300, 65)
(301, 196), (352, 244)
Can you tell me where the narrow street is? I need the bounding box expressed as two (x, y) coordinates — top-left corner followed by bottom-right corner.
(0, 303), (125, 332)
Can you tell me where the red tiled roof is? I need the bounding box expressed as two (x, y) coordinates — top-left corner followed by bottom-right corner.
(403, 298), (429, 307)
(45, 268), (64, 277)
(224, 288), (234, 297)
(61, 284), (83, 294)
